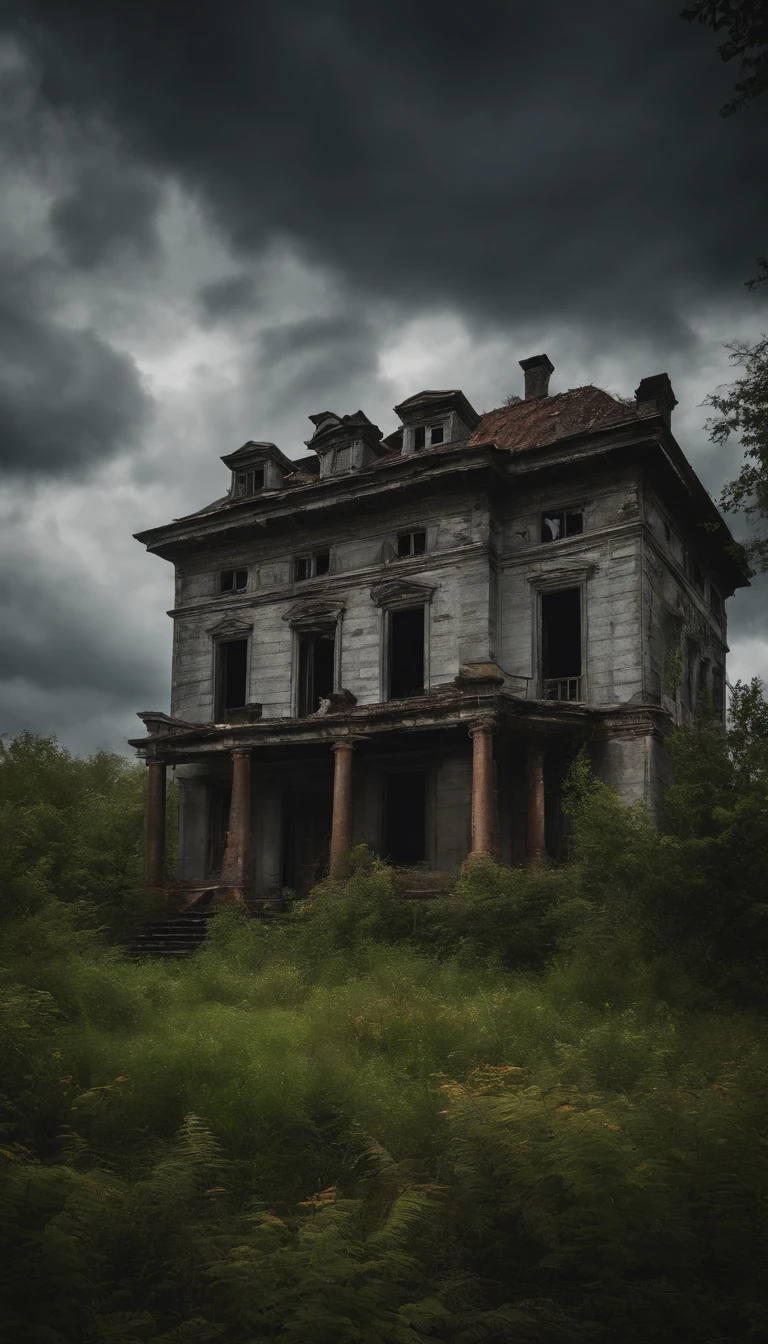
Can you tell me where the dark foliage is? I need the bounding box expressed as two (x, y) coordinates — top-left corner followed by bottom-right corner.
(2, 702), (768, 1341)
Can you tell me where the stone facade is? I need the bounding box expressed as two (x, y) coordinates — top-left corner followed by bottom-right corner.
(132, 356), (748, 904)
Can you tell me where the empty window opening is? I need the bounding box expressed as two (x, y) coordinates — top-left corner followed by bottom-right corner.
(298, 631), (336, 716)
(217, 639), (248, 717)
(541, 509), (583, 543)
(220, 568), (247, 593)
(208, 785), (231, 874)
(541, 588), (581, 699)
(692, 560), (705, 593)
(389, 606), (425, 699)
(295, 550), (331, 581)
(664, 521), (672, 542)
(234, 468), (264, 496)
(396, 530), (426, 558)
(429, 423), (444, 445)
(414, 426), (426, 450)
(709, 586), (723, 620)
(384, 772), (426, 864)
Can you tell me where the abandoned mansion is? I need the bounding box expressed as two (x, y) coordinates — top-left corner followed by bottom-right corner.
(131, 354), (749, 903)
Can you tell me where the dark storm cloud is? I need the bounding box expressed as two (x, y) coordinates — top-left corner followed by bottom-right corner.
(49, 156), (162, 269)
(254, 315), (381, 406)
(6, 0), (767, 340)
(197, 274), (257, 325)
(0, 258), (150, 476)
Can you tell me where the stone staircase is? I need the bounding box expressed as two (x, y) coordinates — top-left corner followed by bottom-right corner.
(126, 907), (218, 959)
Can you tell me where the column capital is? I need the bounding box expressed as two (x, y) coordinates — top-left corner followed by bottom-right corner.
(231, 747), (253, 760)
(468, 716), (499, 739)
(331, 737), (359, 754)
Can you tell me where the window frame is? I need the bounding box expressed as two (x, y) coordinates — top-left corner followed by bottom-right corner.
(214, 635), (250, 720)
(294, 549), (332, 582)
(540, 508), (584, 544)
(233, 467), (265, 497)
(384, 604), (429, 701)
(396, 530), (427, 559)
(219, 568), (248, 594)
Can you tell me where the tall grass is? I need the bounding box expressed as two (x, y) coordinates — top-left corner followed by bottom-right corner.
(1, 691), (767, 1342)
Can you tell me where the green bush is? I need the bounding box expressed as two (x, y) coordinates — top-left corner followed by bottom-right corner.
(1, 710), (768, 1341)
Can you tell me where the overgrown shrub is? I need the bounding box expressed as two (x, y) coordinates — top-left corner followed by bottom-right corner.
(1, 707), (768, 1341)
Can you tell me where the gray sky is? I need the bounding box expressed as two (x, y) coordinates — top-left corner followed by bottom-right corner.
(0, 0), (766, 755)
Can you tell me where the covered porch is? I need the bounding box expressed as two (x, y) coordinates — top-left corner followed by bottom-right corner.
(133, 691), (667, 908)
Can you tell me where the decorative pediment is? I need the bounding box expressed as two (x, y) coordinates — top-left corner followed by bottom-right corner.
(208, 616), (253, 640)
(370, 578), (437, 610)
(282, 598), (345, 631)
(526, 564), (598, 592)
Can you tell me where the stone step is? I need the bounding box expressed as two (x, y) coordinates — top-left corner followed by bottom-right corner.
(127, 909), (217, 959)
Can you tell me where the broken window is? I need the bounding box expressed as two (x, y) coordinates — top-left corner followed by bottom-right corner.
(388, 606), (425, 699)
(384, 771), (426, 864)
(429, 423), (444, 445)
(216, 639), (248, 718)
(692, 560), (705, 593)
(541, 588), (581, 699)
(396, 530), (426, 558)
(220, 569), (247, 593)
(295, 550), (331, 581)
(414, 426), (426, 450)
(234, 468), (264, 496)
(298, 630), (335, 716)
(541, 509), (583, 543)
(709, 585), (723, 621)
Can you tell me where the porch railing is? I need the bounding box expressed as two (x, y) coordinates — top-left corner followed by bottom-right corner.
(542, 676), (583, 702)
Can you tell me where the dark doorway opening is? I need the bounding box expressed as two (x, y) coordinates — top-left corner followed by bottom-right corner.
(282, 790), (333, 895)
(544, 757), (572, 862)
(541, 589), (581, 699)
(384, 771), (426, 864)
(389, 607), (425, 699)
(217, 639), (248, 717)
(298, 631), (335, 715)
(208, 784), (231, 873)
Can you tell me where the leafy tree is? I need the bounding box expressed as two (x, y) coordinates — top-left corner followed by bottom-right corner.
(682, 0), (768, 115)
(703, 334), (768, 570)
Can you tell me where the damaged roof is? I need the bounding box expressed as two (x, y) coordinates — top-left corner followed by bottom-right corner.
(470, 385), (638, 454)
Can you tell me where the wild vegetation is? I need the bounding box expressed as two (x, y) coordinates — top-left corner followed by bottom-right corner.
(1, 688), (768, 1343)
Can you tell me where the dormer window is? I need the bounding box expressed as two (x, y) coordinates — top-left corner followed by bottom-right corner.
(541, 509), (583, 543)
(295, 550), (331, 582)
(413, 424), (444, 451)
(234, 467), (264, 496)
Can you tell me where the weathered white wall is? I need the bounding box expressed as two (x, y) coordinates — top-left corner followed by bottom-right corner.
(171, 486), (492, 722)
(641, 483), (728, 722)
(499, 465), (644, 703)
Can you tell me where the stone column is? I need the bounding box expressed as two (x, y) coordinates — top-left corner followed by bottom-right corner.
(526, 742), (546, 862)
(220, 749), (252, 899)
(145, 759), (167, 888)
(469, 719), (498, 857)
(329, 740), (355, 878)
